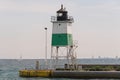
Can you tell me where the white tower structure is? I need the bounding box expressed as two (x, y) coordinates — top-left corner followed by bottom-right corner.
(51, 5), (77, 70)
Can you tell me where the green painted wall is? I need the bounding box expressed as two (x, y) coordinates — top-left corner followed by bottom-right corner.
(52, 34), (73, 46)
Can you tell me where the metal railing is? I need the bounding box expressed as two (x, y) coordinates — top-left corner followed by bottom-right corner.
(51, 16), (74, 22)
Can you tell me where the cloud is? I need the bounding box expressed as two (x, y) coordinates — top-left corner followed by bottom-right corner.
(0, 0), (57, 14)
(82, 0), (120, 11)
(1, 0), (120, 58)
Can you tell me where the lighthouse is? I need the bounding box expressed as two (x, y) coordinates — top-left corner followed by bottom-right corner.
(51, 5), (77, 69)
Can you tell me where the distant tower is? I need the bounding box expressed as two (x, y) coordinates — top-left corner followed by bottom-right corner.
(51, 5), (77, 69)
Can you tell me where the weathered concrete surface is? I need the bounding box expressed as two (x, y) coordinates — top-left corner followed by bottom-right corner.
(51, 71), (120, 79)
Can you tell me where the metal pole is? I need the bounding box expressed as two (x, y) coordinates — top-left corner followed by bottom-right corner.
(44, 27), (47, 69)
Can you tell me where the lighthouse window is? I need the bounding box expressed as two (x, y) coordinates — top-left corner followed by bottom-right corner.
(59, 24), (61, 26)
(58, 13), (63, 16)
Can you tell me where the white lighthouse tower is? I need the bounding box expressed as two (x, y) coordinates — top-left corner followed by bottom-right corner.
(51, 5), (77, 69)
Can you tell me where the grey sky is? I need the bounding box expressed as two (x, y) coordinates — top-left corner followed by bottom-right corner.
(0, 0), (120, 59)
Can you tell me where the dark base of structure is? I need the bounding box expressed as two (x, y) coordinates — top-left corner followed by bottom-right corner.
(52, 71), (120, 79)
(19, 70), (120, 79)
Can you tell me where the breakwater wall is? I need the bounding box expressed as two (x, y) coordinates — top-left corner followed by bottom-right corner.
(20, 70), (120, 79)
(52, 71), (120, 79)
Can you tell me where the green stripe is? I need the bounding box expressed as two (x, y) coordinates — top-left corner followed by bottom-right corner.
(52, 34), (73, 46)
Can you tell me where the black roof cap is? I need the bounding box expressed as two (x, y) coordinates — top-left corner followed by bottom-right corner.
(57, 4), (67, 13)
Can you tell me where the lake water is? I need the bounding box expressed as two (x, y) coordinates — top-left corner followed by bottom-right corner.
(0, 59), (120, 80)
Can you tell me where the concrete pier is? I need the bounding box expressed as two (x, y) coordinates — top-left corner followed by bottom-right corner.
(19, 70), (120, 79)
(51, 71), (120, 79)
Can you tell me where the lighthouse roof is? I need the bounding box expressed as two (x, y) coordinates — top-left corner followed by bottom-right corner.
(57, 4), (67, 13)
